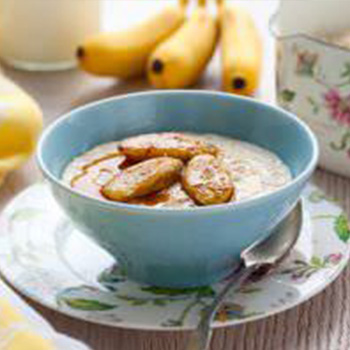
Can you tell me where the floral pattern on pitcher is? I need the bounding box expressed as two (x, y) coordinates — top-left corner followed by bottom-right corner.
(277, 37), (350, 171)
(295, 50), (318, 77)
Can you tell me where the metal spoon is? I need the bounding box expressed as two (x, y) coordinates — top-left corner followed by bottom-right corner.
(186, 201), (303, 350)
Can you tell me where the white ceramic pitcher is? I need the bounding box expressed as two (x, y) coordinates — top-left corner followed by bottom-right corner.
(274, 0), (350, 177)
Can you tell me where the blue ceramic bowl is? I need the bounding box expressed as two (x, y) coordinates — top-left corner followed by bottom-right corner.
(37, 91), (318, 288)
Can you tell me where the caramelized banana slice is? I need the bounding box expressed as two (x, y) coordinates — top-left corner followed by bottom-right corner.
(119, 133), (218, 161)
(101, 157), (183, 202)
(182, 154), (234, 205)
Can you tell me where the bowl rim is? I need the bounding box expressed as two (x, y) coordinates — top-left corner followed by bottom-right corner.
(37, 90), (319, 215)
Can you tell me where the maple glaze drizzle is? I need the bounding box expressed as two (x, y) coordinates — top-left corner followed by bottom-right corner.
(69, 153), (125, 187)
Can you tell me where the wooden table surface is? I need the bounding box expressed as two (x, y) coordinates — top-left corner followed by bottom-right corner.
(1, 1), (350, 349)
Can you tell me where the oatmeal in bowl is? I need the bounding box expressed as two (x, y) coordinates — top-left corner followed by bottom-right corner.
(63, 132), (292, 208)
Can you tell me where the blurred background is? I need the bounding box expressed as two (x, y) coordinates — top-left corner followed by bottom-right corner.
(1, 1), (350, 350)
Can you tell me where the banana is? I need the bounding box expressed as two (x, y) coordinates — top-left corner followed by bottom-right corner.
(218, 4), (262, 96)
(182, 154), (234, 206)
(102, 157), (184, 202)
(77, 6), (186, 79)
(119, 132), (218, 161)
(147, 6), (218, 89)
(0, 73), (43, 183)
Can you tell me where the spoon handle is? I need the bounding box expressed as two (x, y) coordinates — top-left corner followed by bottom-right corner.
(186, 263), (259, 350)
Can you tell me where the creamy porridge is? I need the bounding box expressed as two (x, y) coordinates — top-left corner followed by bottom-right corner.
(62, 132), (292, 208)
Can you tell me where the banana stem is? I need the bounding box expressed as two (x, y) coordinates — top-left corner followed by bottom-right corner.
(198, 0), (207, 7)
(179, 0), (189, 8)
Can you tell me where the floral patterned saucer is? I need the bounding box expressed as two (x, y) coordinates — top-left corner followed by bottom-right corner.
(0, 183), (349, 331)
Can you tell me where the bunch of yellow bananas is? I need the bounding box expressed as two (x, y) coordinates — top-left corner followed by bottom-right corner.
(77, 0), (262, 96)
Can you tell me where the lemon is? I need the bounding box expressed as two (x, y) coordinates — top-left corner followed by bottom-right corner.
(0, 76), (42, 183)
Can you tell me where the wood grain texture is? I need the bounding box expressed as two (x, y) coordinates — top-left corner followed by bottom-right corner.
(0, 1), (349, 349)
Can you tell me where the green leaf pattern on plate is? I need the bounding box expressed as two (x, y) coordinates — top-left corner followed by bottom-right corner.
(335, 214), (350, 243)
(308, 190), (336, 204)
(60, 298), (116, 311)
(281, 253), (343, 280)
